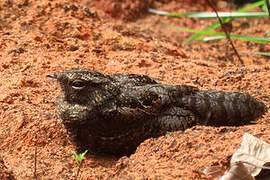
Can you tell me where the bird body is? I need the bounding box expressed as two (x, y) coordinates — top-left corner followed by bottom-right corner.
(48, 69), (267, 155)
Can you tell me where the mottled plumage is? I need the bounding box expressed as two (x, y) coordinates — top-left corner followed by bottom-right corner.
(47, 69), (267, 155)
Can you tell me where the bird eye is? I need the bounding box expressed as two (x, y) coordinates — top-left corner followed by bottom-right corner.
(72, 80), (86, 89)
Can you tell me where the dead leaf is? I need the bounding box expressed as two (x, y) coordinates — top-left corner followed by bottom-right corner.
(219, 161), (254, 180)
(231, 133), (270, 177)
(220, 133), (270, 179)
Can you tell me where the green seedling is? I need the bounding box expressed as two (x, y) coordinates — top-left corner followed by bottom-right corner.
(72, 150), (88, 180)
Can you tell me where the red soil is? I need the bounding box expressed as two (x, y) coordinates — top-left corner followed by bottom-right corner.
(0, 0), (269, 179)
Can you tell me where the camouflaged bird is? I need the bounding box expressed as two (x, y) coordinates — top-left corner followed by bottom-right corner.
(47, 69), (267, 155)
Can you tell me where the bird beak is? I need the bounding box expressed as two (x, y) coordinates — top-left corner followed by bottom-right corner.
(46, 73), (58, 79)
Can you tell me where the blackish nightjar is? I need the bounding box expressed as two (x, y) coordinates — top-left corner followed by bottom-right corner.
(47, 69), (267, 155)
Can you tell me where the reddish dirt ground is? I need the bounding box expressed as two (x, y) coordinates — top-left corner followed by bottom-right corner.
(0, 0), (270, 179)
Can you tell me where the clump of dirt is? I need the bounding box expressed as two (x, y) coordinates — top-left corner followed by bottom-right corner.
(0, 0), (269, 179)
(0, 157), (15, 180)
(87, 0), (154, 21)
(82, 0), (215, 21)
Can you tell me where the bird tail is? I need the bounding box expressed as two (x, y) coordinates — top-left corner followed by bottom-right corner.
(181, 91), (268, 126)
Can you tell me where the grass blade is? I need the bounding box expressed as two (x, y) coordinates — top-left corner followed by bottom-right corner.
(149, 0), (267, 44)
(166, 24), (270, 43)
(185, 0), (266, 43)
(239, 51), (270, 56)
(149, 9), (268, 18)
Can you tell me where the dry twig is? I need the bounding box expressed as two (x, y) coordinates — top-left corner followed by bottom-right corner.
(34, 134), (37, 179)
(206, 0), (243, 65)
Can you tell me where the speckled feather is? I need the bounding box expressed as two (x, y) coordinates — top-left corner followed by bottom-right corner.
(49, 69), (267, 155)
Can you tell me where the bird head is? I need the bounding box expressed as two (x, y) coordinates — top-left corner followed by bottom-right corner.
(47, 69), (114, 105)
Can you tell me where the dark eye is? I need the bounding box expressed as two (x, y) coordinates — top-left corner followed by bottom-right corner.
(72, 80), (86, 89)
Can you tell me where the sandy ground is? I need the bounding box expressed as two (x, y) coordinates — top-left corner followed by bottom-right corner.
(0, 0), (270, 179)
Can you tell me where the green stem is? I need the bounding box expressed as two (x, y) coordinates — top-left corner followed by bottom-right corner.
(75, 162), (83, 180)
